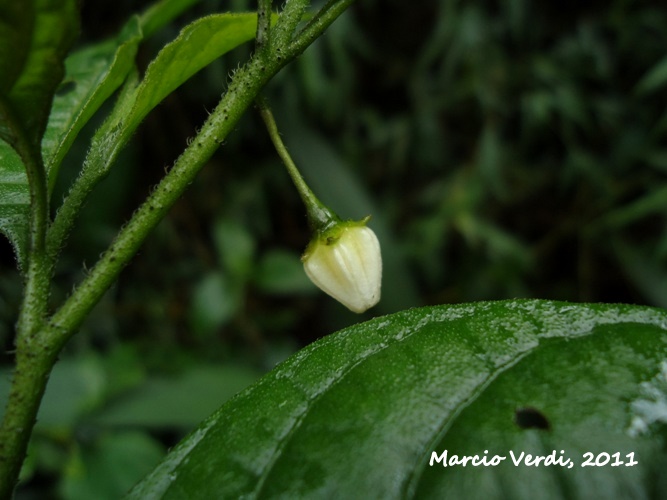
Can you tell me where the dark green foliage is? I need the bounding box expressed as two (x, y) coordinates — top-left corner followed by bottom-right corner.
(0, 0), (666, 497)
(128, 301), (667, 498)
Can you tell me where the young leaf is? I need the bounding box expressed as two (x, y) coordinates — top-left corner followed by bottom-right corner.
(0, 0), (79, 149)
(138, 0), (203, 38)
(88, 13), (264, 179)
(0, 140), (29, 267)
(49, 12), (269, 255)
(43, 0), (212, 192)
(42, 17), (143, 194)
(126, 300), (667, 498)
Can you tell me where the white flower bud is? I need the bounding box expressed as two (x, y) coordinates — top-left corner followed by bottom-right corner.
(302, 224), (382, 313)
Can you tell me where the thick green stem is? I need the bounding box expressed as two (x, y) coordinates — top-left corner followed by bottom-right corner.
(257, 99), (339, 233)
(0, 341), (58, 498)
(272, 0), (308, 46)
(0, 0), (357, 495)
(42, 0), (359, 339)
(0, 99), (52, 332)
(44, 55), (278, 344)
(0, 101), (53, 498)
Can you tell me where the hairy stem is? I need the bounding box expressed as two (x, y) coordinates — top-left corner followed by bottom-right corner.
(272, 0), (308, 46)
(256, 0), (273, 53)
(0, 102), (53, 498)
(0, 0), (357, 495)
(290, 0), (356, 55)
(0, 99), (51, 333)
(0, 341), (58, 498)
(46, 70), (140, 264)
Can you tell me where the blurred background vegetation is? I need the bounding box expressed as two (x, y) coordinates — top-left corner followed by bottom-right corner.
(1, 0), (667, 497)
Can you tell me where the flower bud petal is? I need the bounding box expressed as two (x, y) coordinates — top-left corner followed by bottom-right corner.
(303, 224), (382, 313)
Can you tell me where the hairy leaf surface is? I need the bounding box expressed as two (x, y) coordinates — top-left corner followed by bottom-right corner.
(42, 0), (209, 192)
(85, 13), (262, 181)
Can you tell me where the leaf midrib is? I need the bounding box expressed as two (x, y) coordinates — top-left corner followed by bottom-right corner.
(251, 303), (667, 497)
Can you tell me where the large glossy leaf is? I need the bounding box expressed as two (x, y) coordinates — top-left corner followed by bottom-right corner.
(126, 300), (667, 498)
(0, 139), (29, 268)
(0, 0), (79, 148)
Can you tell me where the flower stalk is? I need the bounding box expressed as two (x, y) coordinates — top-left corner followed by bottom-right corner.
(257, 99), (382, 313)
(257, 98), (341, 234)
(0, 1), (359, 495)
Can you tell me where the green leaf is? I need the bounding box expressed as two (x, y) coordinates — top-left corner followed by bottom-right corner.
(43, 0), (213, 194)
(0, 0), (79, 148)
(126, 300), (667, 498)
(131, 13), (258, 119)
(0, 139), (29, 267)
(87, 13), (263, 179)
(138, 0), (202, 38)
(48, 11), (270, 255)
(0, 5), (31, 96)
(42, 16), (143, 193)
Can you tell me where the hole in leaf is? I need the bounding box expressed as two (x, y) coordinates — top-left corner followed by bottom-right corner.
(514, 407), (550, 430)
(56, 81), (77, 96)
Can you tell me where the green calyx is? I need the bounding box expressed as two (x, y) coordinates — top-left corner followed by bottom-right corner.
(302, 216), (371, 261)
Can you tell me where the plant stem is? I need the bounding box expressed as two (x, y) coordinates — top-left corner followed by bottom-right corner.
(0, 0), (357, 494)
(257, 99), (339, 234)
(272, 0), (308, 46)
(0, 341), (58, 498)
(290, 0), (357, 55)
(0, 98), (52, 332)
(44, 54), (277, 346)
(0, 101), (53, 498)
(46, 70), (141, 264)
(45, 0), (357, 339)
(255, 0), (273, 53)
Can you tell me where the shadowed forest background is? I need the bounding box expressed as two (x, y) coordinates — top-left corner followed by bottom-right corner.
(1, 0), (666, 496)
